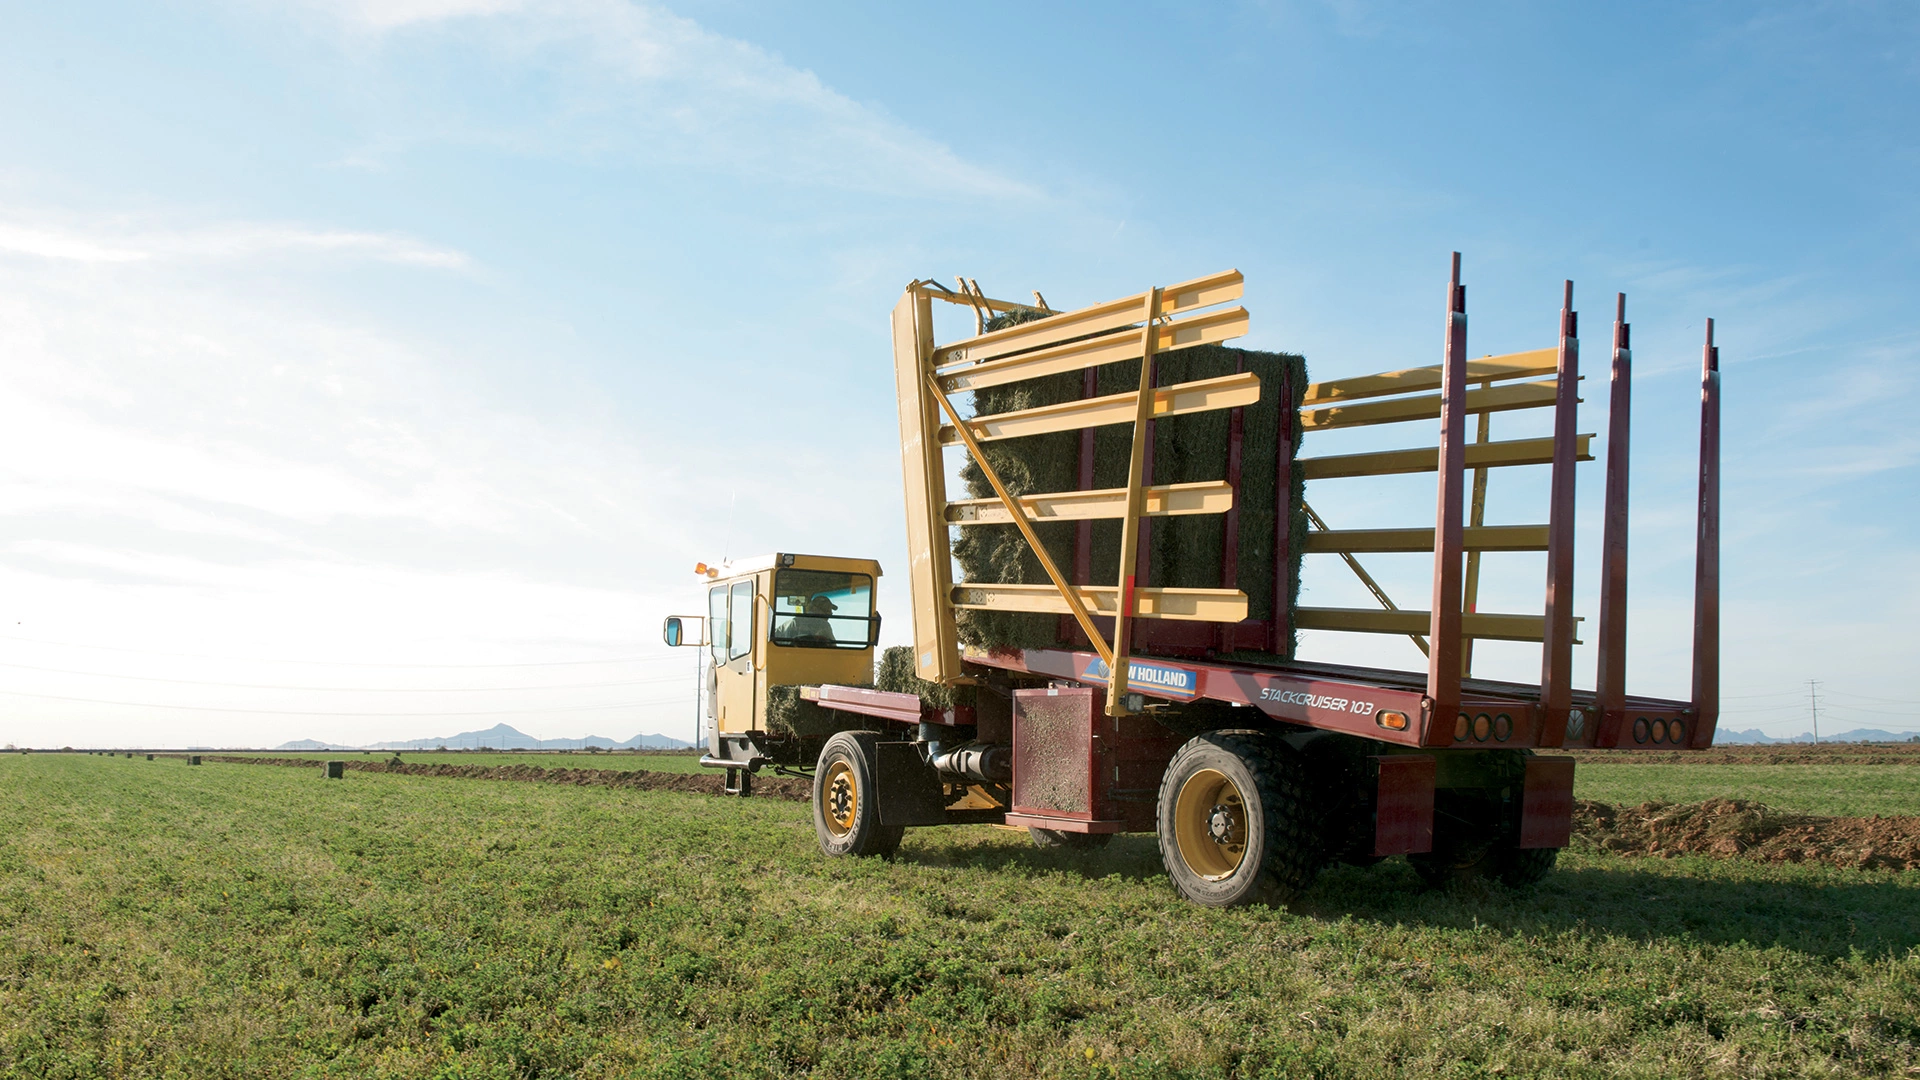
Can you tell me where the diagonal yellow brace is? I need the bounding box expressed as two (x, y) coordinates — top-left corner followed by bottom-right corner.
(1107, 287), (1163, 715)
(922, 371), (1117, 669)
(1304, 501), (1429, 658)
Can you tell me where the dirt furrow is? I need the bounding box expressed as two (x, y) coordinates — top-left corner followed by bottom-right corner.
(207, 755), (811, 801)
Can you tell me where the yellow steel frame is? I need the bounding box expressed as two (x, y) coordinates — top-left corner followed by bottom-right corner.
(893, 268), (1593, 705)
(894, 271), (1255, 715)
(1295, 338), (1591, 672)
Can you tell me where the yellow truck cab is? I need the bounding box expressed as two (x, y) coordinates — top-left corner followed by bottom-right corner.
(663, 553), (883, 791)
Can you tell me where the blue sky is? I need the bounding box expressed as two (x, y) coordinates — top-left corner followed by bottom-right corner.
(0, 0), (1914, 747)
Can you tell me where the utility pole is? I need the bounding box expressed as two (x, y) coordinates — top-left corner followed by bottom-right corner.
(1808, 679), (1821, 744)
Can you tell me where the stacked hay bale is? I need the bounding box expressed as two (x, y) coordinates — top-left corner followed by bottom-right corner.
(952, 309), (1307, 663)
(762, 645), (970, 743)
(761, 645), (975, 768)
(763, 685), (865, 741)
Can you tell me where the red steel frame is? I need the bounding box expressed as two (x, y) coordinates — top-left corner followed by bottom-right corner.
(1423, 254), (1470, 747)
(1593, 295), (1633, 747)
(1691, 320), (1721, 747)
(1538, 281), (1579, 747)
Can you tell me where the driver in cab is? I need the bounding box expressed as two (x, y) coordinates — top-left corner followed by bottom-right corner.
(781, 595), (838, 645)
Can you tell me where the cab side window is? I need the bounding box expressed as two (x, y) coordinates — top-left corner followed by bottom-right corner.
(728, 581), (755, 661)
(707, 585), (729, 665)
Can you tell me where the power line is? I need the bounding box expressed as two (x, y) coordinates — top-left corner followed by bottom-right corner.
(1825, 689), (1920, 705)
(1813, 703), (1920, 718)
(0, 662), (694, 693)
(0, 688), (687, 717)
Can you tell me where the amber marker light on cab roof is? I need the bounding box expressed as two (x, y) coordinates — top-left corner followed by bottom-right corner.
(1375, 711), (1409, 731)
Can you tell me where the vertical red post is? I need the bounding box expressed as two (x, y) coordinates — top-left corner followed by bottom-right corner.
(1689, 320), (1721, 748)
(1423, 253), (1468, 746)
(1268, 364), (1296, 656)
(1593, 294), (1632, 748)
(1219, 355), (1247, 653)
(1537, 282), (1579, 746)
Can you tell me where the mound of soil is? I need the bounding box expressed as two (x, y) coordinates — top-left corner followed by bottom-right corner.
(209, 756), (810, 801)
(1573, 798), (1920, 871)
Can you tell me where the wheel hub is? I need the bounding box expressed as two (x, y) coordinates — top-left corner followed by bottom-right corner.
(822, 762), (858, 837)
(1172, 768), (1249, 881)
(1206, 803), (1244, 846)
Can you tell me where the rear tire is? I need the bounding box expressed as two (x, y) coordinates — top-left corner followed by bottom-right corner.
(1156, 731), (1321, 907)
(1409, 786), (1561, 889)
(1495, 845), (1559, 888)
(812, 732), (903, 859)
(1029, 828), (1112, 850)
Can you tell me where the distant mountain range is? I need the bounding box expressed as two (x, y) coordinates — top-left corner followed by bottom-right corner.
(277, 723), (693, 751)
(1715, 727), (1917, 745)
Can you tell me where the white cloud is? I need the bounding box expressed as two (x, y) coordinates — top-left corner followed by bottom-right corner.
(291, 0), (1037, 199)
(0, 193), (922, 748)
(0, 222), (148, 263)
(0, 214), (469, 269)
(325, 0), (525, 30)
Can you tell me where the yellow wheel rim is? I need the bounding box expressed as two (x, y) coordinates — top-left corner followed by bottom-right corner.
(1173, 768), (1248, 880)
(822, 760), (858, 838)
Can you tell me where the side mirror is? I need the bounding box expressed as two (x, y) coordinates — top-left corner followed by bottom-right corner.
(869, 613), (882, 647)
(662, 615), (706, 648)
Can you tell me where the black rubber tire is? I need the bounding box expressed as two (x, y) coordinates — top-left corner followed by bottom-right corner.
(812, 731), (904, 859)
(1408, 838), (1496, 889)
(1495, 845), (1559, 888)
(1028, 828), (1113, 850)
(1156, 731), (1322, 907)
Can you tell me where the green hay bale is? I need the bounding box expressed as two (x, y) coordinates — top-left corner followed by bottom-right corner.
(876, 645), (972, 709)
(764, 684), (872, 739)
(953, 308), (1307, 663)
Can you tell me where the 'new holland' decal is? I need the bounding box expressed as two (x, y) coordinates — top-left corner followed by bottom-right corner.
(1080, 657), (1199, 700)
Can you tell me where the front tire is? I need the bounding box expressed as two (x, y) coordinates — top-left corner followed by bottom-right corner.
(1156, 731), (1321, 907)
(812, 732), (903, 859)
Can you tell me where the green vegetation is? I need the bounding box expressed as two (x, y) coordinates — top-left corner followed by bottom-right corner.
(1575, 763), (1920, 817)
(2, 754), (1915, 1079)
(216, 750), (710, 775)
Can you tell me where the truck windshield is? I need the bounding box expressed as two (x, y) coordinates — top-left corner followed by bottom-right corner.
(769, 569), (873, 649)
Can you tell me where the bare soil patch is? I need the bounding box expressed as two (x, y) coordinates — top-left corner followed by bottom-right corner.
(1573, 798), (1920, 871)
(207, 755), (811, 801)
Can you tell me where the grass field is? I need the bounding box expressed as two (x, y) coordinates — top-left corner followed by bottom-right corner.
(213, 748), (1920, 815)
(1, 754), (1915, 1079)
(1572, 763), (1920, 817)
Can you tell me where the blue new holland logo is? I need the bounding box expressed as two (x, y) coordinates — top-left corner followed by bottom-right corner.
(1081, 657), (1199, 700)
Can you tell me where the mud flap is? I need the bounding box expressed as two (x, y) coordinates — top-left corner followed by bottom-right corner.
(873, 742), (947, 827)
(1518, 756), (1576, 849)
(1371, 755), (1435, 855)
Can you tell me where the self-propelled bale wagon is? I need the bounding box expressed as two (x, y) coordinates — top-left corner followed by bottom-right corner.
(663, 255), (1721, 906)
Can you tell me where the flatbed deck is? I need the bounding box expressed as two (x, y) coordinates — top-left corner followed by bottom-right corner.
(962, 647), (1699, 752)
